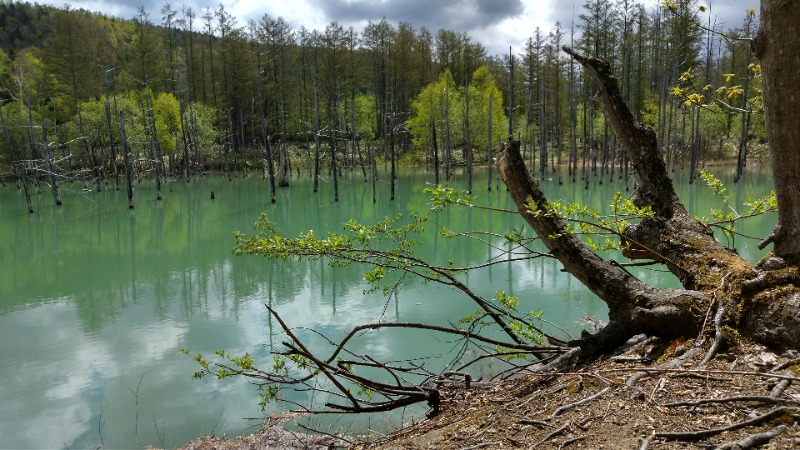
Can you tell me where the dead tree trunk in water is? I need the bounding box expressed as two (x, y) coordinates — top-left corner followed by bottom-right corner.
(17, 163), (34, 213)
(148, 105), (163, 199)
(43, 118), (62, 206)
(330, 127), (339, 202)
(120, 112), (134, 209)
(264, 134), (277, 203)
(278, 143), (290, 187)
(487, 93), (493, 192)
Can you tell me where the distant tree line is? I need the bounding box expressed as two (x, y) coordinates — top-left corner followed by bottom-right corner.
(0, 0), (764, 202)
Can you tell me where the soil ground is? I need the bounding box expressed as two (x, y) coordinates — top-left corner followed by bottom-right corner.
(175, 338), (800, 449)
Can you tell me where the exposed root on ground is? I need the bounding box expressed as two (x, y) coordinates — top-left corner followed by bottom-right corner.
(175, 338), (800, 450)
(353, 338), (800, 450)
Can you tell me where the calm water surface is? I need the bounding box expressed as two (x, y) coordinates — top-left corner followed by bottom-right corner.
(0, 166), (775, 448)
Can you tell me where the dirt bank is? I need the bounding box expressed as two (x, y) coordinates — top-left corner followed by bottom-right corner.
(177, 338), (800, 449)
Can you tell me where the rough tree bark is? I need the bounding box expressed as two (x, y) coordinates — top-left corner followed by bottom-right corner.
(495, 45), (800, 359)
(752, 0), (800, 260)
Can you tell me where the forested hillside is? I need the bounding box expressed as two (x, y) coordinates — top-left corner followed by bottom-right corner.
(0, 0), (762, 193)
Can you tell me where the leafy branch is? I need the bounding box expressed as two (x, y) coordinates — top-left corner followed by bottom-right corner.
(698, 169), (777, 241)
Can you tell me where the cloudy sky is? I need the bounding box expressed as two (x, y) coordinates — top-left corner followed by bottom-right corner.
(49, 0), (759, 56)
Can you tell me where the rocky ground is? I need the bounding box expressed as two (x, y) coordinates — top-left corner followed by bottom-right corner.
(176, 338), (800, 449)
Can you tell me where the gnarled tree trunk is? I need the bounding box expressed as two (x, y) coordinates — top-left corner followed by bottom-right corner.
(495, 45), (800, 358)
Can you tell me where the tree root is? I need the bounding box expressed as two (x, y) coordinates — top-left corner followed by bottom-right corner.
(458, 442), (500, 450)
(558, 435), (586, 448)
(665, 395), (800, 408)
(654, 406), (798, 441)
(550, 375), (612, 418)
(626, 346), (705, 385)
(533, 421), (572, 447)
(698, 305), (726, 368)
(769, 363), (797, 397)
(517, 418), (551, 427)
(715, 425), (787, 450)
(770, 374), (794, 398)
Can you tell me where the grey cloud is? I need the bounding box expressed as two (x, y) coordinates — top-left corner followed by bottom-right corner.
(309, 0), (523, 31)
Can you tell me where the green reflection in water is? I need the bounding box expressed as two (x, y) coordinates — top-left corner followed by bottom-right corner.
(0, 166), (775, 448)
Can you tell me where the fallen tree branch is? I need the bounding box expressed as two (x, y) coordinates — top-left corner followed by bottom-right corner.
(715, 424), (787, 450)
(654, 406), (798, 441)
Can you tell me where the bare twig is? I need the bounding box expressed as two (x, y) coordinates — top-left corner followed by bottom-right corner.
(268, 306), (362, 410)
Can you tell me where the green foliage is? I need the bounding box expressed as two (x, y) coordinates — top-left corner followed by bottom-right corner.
(524, 192), (654, 252)
(347, 92), (377, 140)
(466, 65), (507, 150)
(0, 101), (43, 160)
(234, 211), (434, 296)
(184, 102), (221, 155)
(180, 347), (291, 410)
(698, 169), (777, 241)
(153, 92), (182, 154)
(407, 66), (507, 152)
(459, 289), (546, 358)
(425, 184), (473, 211)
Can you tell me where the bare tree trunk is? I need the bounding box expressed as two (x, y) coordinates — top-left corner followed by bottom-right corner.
(313, 80), (321, 193)
(465, 75), (473, 193)
(487, 93), (493, 192)
(389, 114), (395, 201)
(330, 122), (339, 202)
(148, 104), (163, 199)
(120, 112), (134, 209)
(18, 163), (34, 213)
(432, 120), (440, 186)
(264, 135), (277, 203)
(104, 100), (119, 189)
(753, 0), (800, 260)
(538, 64), (547, 180)
(369, 140), (376, 203)
(180, 101), (190, 181)
(278, 143), (290, 187)
(42, 118), (62, 206)
(443, 85), (451, 181)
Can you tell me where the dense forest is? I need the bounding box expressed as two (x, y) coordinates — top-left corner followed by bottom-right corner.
(0, 0), (763, 205)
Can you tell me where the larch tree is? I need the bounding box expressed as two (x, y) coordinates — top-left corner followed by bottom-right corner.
(362, 18), (395, 140)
